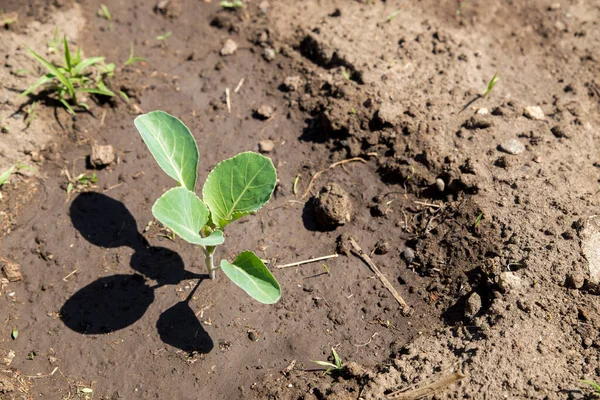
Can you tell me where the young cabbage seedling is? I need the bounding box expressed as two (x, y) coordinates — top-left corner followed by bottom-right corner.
(134, 111), (281, 304)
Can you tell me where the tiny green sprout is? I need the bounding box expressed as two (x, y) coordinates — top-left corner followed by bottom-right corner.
(582, 380), (600, 395)
(351, 107), (357, 115)
(47, 27), (60, 54)
(97, 4), (111, 21)
(22, 36), (115, 114)
(11, 328), (18, 340)
(66, 172), (98, 194)
(341, 68), (351, 81)
(221, 0), (244, 9)
(119, 90), (130, 103)
(483, 72), (499, 99)
(387, 9), (401, 21)
(156, 31), (172, 45)
(125, 43), (146, 66)
(313, 347), (343, 375)
(474, 212), (483, 228)
(322, 264), (330, 275)
(134, 111), (281, 304)
(25, 102), (36, 127)
(0, 165), (15, 187)
(14, 69), (30, 77)
(0, 10), (17, 26)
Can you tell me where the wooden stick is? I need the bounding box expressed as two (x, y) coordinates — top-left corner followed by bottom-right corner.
(413, 201), (440, 208)
(276, 254), (338, 269)
(348, 237), (412, 315)
(388, 372), (466, 399)
(234, 78), (245, 93)
(225, 87), (231, 113)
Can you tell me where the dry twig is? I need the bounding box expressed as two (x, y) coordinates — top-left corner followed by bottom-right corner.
(388, 372), (466, 399)
(348, 237), (411, 315)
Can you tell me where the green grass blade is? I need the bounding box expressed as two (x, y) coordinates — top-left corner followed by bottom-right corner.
(203, 152), (277, 229)
(582, 380), (600, 393)
(152, 187), (224, 246)
(63, 36), (72, 72)
(220, 251), (281, 304)
(21, 73), (54, 96)
(134, 111), (199, 191)
(59, 98), (75, 115)
(0, 165), (15, 186)
(27, 47), (75, 98)
(332, 348), (342, 367)
(71, 56), (105, 76)
(75, 87), (115, 97)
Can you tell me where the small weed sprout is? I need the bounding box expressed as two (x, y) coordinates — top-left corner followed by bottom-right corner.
(24, 102), (37, 127)
(97, 4), (111, 20)
(221, 0), (244, 9)
(483, 72), (499, 99)
(474, 212), (483, 228)
(387, 9), (401, 21)
(0, 165), (15, 187)
(341, 68), (351, 81)
(0, 10), (17, 26)
(134, 111), (281, 304)
(156, 31), (172, 46)
(22, 37), (115, 114)
(47, 27), (60, 54)
(582, 380), (600, 395)
(125, 43), (146, 66)
(313, 347), (343, 375)
(66, 172), (98, 194)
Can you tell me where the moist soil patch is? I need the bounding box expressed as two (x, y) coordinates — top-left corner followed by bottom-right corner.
(0, 0), (599, 399)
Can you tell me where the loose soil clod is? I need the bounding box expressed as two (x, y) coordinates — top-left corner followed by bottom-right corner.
(313, 182), (352, 228)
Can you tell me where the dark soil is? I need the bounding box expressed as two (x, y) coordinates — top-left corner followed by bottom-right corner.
(0, 0), (599, 399)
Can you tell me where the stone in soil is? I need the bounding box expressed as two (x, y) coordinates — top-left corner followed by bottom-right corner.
(263, 48), (276, 61)
(465, 292), (482, 319)
(463, 114), (494, 130)
(0, 349), (15, 366)
(1, 258), (21, 282)
(402, 247), (415, 263)
(523, 105), (545, 120)
(581, 217), (600, 284)
(313, 183), (352, 228)
(254, 105), (273, 120)
(498, 139), (525, 155)
(220, 39), (238, 56)
(258, 140), (274, 153)
(282, 76), (302, 92)
(435, 178), (445, 192)
(90, 144), (115, 168)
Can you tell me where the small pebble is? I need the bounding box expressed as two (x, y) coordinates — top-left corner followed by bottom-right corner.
(90, 144), (115, 168)
(263, 48), (276, 62)
(258, 140), (274, 153)
(435, 178), (445, 192)
(1, 258), (21, 282)
(465, 292), (482, 319)
(523, 106), (545, 120)
(282, 76), (302, 92)
(499, 139), (525, 155)
(476, 107), (489, 115)
(220, 39), (238, 56)
(402, 247), (415, 264)
(254, 105), (273, 120)
(378, 102), (402, 126)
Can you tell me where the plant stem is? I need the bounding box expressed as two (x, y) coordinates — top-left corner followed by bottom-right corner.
(204, 246), (216, 280)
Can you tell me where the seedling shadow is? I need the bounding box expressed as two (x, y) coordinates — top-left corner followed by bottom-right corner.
(61, 192), (213, 353)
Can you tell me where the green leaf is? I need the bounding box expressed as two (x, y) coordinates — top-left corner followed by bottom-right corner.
(332, 347), (342, 367)
(11, 328), (18, 340)
(0, 165), (14, 186)
(72, 56), (105, 76)
(63, 37), (72, 72)
(220, 251), (280, 304)
(152, 187), (224, 246)
(134, 111), (199, 191)
(203, 152), (276, 229)
(21, 73), (54, 97)
(312, 360), (338, 368)
(26, 47), (75, 98)
(75, 87), (115, 97)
